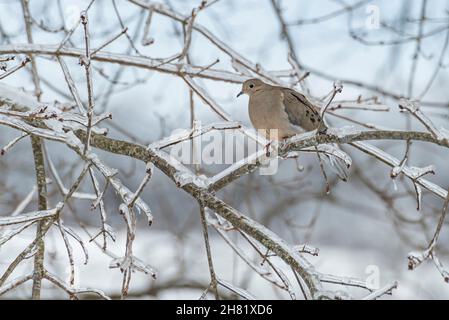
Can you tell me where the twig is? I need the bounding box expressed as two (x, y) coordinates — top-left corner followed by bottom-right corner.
(362, 281), (398, 300)
(318, 81), (343, 133)
(0, 274), (33, 296)
(399, 99), (445, 140)
(408, 189), (449, 282)
(20, 0), (48, 299)
(80, 11), (95, 155)
(314, 146), (331, 194)
(141, 9), (154, 46)
(0, 207), (59, 226)
(0, 56), (30, 80)
(91, 27), (128, 56)
(217, 278), (255, 300)
(56, 56), (86, 114)
(128, 162), (153, 208)
(44, 271), (110, 300)
(199, 205), (219, 299)
(1, 132), (29, 155)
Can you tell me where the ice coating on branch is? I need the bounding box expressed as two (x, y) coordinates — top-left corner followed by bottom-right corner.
(316, 144), (352, 169)
(399, 99), (446, 140)
(408, 250), (429, 270)
(173, 171), (207, 188)
(0, 205), (60, 226)
(103, 224), (116, 242)
(408, 165), (435, 179)
(287, 130), (317, 144)
(0, 83), (42, 111)
(149, 128), (191, 149)
(64, 131), (153, 225)
(109, 255), (157, 278)
(399, 98), (419, 113)
(45, 118), (65, 133)
(354, 141), (448, 199)
(390, 161), (407, 178)
(118, 203), (131, 226)
(330, 101), (390, 112)
(440, 127), (449, 141)
(150, 147), (208, 188)
(87, 152), (119, 178)
(293, 244), (320, 256)
(231, 58), (252, 76)
(327, 126), (361, 139)
(414, 184), (423, 210)
(210, 121), (241, 130)
(217, 278), (256, 300)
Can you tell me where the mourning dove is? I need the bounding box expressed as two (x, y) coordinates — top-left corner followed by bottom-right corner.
(237, 78), (350, 181)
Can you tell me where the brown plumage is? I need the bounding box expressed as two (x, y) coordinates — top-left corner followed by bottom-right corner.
(237, 78), (350, 181)
(237, 78), (321, 140)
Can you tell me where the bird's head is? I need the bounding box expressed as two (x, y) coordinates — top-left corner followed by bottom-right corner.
(237, 78), (266, 97)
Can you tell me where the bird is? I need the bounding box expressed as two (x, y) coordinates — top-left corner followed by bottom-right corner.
(237, 78), (350, 181)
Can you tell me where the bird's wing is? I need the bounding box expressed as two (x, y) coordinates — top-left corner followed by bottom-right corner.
(280, 88), (321, 131)
(280, 88), (351, 181)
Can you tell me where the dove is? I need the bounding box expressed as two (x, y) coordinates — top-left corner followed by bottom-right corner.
(237, 78), (350, 181)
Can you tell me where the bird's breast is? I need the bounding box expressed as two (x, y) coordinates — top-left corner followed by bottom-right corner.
(249, 96), (275, 129)
(248, 94), (298, 139)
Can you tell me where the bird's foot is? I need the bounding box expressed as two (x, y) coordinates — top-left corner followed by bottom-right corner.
(317, 125), (328, 135)
(264, 141), (272, 157)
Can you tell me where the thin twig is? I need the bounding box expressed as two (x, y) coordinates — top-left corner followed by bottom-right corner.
(0, 56), (30, 80)
(199, 205), (219, 299)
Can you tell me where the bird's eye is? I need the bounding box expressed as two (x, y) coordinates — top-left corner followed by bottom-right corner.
(249, 84), (254, 88)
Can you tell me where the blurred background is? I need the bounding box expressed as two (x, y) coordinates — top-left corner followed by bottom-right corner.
(1, 0), (449, 299)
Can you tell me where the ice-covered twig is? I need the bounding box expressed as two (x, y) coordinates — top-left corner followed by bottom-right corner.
(212, 224), (288, 289)
(0, 55), (15, 63)
(55, 0), (95, 52)
(399, 99), (446, 141)
(182, 75), (232, 120)
(352, 142), (447, 200)
(318, 81), (343, 133)
(44, 271), (110, 300)
(91, 27), (128, 56)
(128, 162), (153, 208)
(319, 273), (372, 291)
(328, 101), (390, 112)
(432, 255), (449, 283)
(108, 254), (157, 278)
(362, 281), (398, 300)
(80, 11), (95, 155)
(0, 56), (30, 80)
(408, 190), (449, 283)
(199, 205), (219, 299)
(0, 221), (35, 247)
(57, 221), (76, 286)
(217, 278), (256, 300)
(293, 244), (320, 256)
(0, 274), (33, 296)
(58, 222), (89, 265)
(89, 167), (111, 249)
(141, 9), (154, 46)
(57, 56), (86, 114)
(149, 121), (241, 150)
(1, 132), (29, 156)
(0, 205), (60, 226)
(44, 145), (97, 200)
(287, 52), (309, 87)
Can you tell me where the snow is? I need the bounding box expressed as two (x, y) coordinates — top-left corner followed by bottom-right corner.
(1, 226), (447, 299)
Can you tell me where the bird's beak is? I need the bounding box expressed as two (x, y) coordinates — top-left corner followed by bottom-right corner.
(236, 91), (243, 98)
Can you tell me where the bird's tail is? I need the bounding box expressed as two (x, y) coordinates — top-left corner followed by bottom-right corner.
(317, 144), (352, 181)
